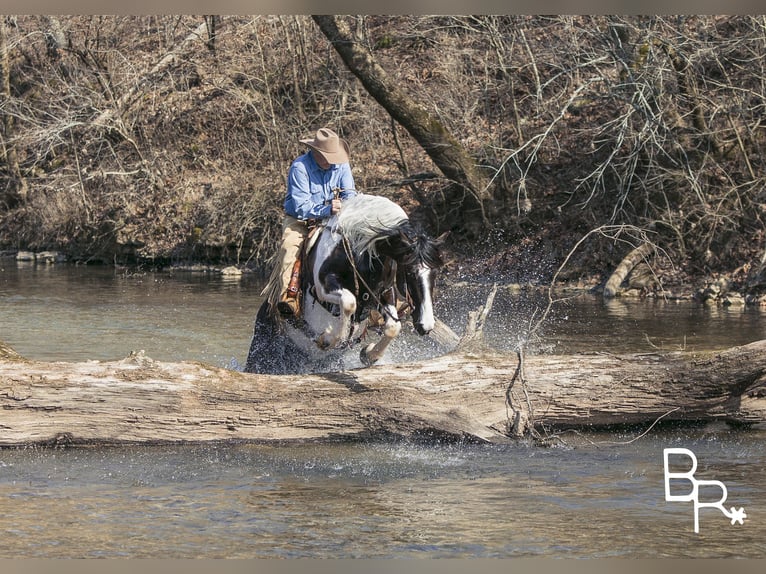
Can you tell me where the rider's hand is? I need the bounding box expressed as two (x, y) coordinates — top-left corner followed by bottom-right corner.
(331, 198), (342, 214)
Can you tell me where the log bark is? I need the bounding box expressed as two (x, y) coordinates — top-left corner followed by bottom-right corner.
(2, 337), (765, 447)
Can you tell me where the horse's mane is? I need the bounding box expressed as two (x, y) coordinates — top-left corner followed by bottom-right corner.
(335, 194), (409, 257)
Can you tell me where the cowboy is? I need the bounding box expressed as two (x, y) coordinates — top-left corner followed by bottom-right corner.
(268, 128), (356, 316)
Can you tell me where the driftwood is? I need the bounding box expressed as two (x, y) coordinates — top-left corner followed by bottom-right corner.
(2, 291), (766, 446)
(603, 242), (656, 297)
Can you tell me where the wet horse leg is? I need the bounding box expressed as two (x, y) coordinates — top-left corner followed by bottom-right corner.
(315, 274), (356, 350)
(360, 301), (400, 366)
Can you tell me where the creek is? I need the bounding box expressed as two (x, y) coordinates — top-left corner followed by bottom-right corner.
(1, 263), (764, 558)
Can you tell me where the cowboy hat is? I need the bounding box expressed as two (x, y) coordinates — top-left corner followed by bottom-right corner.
(300, 128), (350, 164)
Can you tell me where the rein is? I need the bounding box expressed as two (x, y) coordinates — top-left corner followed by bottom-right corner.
(341, 235), (404, 323)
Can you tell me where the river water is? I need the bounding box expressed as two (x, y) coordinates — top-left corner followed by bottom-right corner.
(1, 263), (765, 558)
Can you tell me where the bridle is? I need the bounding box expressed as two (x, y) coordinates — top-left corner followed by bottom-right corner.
(340, 235), (416, 323)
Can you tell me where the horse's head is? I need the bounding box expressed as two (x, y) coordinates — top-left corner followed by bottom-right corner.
(394, 228), (446, 336)
(336, 195), (447, 338)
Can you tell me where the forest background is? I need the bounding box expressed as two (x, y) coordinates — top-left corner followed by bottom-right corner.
(1, 15), (766, 296)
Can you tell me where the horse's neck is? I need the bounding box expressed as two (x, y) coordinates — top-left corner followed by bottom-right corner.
(305, 224), (402, 294)
(372, 233), (409, 262)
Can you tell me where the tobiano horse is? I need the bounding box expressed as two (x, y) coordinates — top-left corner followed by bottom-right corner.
(244, 194), (445, 374)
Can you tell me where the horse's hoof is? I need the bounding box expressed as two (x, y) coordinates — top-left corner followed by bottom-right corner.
(315, 338), (329, 350)
(360, 344), (378, 367)
(316, 333), (334, 350)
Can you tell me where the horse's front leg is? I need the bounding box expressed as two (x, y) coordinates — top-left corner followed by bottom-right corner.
(360, 300), (400, 366)
(315, 276), (356, 350)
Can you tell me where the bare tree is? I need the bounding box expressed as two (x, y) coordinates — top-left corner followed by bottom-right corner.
(312, 15), (489, 237)
(2, 15), (766, 280)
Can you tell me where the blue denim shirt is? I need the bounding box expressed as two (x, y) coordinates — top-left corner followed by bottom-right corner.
(283, 152), (356, 220)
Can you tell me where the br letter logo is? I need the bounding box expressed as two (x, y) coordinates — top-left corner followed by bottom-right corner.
(663, 448), (746, 533)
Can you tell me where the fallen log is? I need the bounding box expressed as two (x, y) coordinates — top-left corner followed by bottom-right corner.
(1, 335), (765, 446)
(603, 242), (656, 298)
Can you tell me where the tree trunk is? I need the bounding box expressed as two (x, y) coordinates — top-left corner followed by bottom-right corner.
(0, 17), (28, 208)
(2, 337), (765, 447)
(603, 242), (656, 297)
(312, 15), (489, 237)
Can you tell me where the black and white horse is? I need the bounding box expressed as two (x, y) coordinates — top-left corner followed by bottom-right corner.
(244, 194), (445, 374)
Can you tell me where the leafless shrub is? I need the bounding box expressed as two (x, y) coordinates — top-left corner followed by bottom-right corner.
(1, 15), (765, 280)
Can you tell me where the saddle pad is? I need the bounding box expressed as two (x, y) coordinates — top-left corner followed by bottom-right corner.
(305, 222), (326, 254)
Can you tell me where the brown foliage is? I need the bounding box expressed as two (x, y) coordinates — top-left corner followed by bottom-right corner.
(0, 15), (764, 286)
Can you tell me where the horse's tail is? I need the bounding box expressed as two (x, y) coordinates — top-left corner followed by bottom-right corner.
(260, 258), (283, 311)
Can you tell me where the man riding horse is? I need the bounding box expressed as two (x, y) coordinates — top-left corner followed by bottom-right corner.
(263, 127), (356, 317)
(249, 127), (444, 374)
